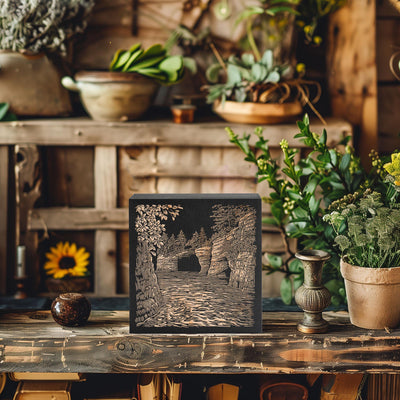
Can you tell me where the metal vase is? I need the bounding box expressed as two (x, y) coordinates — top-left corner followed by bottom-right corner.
(295, 249), (331, 333)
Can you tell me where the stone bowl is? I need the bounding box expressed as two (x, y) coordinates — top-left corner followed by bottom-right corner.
(62, 71), (159, 121)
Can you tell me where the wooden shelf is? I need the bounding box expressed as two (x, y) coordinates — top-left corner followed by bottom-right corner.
(0, 310), (399, 374)
(0, 117), (351, 147)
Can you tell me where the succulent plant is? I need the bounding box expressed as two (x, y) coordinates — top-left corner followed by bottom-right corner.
(205, 49), (300, 104)
(109, 43), (187, 85)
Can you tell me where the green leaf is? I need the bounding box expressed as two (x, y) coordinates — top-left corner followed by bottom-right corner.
(159, 55), (183, 74)
(304, 177), (319, 194)
(0, 103), (10, 120)
(140, 43), (165, 59)
(328, 149), (338, 167)
(262, 217), (279, 226)
(261, 50), (273, 69)
(121, 49), (144, 71)
(339, 153), (351, 173)
(251, 63), (267, 82)
(289, 258), (303, 273)
(266, 71), (280, 83)
(319, 129), (327, 146)
(227, 64), (242, 85)
(183, 57), (197, 75)
(309, 196), (321, 217)
(293, 275), (304, 291)
(267, 254), (283, 268)
(324, 279), (343, 295)
(128, 43), (142, 53)
(109, 50), (130, 70)
(241, 53), (255, 66)
(280, 277), (293, 305)
(128, 55), (165, 71)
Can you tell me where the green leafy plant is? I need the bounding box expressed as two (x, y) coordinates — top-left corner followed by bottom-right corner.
(109, 43), (194, 85)
(0, 0), (95, 55)
(226, 115), (370, 305)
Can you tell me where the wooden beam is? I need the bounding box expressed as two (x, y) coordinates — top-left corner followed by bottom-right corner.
(28, 208), (129, 231)
(28, 207), (280, 232)
(327, 0), (378, 165)
(0, 118), (352, 147)
(0, 146), (8, 294)
(94, 146), (117, 296)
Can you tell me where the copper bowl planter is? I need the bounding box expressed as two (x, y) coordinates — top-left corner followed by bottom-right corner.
(61, 71), (159, 121)
(341, 259), (400, 329)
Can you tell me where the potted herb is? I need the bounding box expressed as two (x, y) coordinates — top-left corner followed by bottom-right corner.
(324, 159), (400, 329)
(0, 0), (95, 116)
(205, 49), (323, 124)
(62, 43), (192, 121)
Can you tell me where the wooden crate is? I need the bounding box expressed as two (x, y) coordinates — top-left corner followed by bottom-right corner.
(0, 118), (351, 296)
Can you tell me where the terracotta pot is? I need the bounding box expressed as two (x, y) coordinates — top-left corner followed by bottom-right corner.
(62, 71), (159, 121)
(340, 259), (400, 329)
(213, 100), (302, 124)
(0, 51), (72, 116)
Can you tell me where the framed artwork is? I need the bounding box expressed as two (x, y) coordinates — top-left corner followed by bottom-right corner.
(129, 193), (262, 333)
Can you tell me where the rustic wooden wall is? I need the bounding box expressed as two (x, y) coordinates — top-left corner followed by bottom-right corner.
(376, 0), (400, 153)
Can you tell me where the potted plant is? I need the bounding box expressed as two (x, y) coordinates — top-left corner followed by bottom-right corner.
(0, 0), (95, 116)
(62, 43), (192, 121)
(204, 49), (322, 124)
(228, 115), (400, 329)
(323, 158), (400, 329)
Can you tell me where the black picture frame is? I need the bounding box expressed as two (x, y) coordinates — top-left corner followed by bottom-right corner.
(129, 193), (262, 333)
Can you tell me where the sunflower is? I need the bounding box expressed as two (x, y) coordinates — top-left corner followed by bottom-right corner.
(44, 242), (90, 279)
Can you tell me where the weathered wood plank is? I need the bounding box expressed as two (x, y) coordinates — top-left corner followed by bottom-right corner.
(0, 146), (8, 295)
(28, 208), (129, 230)
(327, 0), (378, 165)
(376, 19), (400, 82)
(378, 85), (400, 153)
(0, 118), (351, 147)
(94, 147), (117, 296)
(45, 147), (94, 207)
(1, 310), (400, 373)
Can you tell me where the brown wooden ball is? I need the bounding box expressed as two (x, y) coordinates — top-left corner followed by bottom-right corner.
(51, 292), (91, 327)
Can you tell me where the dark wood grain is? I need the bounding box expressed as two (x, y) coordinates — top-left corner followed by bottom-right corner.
(1, 310), (400, 374)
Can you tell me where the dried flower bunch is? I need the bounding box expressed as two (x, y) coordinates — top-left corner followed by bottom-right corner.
(324, 190), (400, 268)
(0, 0), (95, 54)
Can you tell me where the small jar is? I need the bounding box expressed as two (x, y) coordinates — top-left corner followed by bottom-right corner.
(170, 104), (196, 123)
(51, 292), (91, 327)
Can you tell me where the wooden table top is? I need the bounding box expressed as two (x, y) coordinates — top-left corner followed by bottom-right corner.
(0, 310), (399, 374)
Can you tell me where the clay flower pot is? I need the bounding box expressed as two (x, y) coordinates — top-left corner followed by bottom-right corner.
(340, 259), (400, 329)
(213, 100), (302, 124)
(61, 71), (159, 121)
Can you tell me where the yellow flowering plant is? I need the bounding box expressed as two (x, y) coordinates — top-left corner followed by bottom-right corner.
(44, 241), (90, 279)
